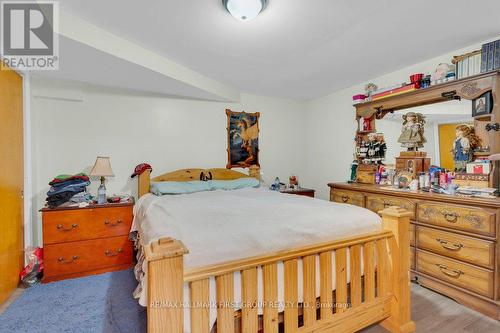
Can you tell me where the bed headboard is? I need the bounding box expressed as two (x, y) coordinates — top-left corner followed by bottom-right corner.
(137, 166), (261, 198)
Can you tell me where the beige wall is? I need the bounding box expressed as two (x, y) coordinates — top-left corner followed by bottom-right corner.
(30, 86), (306, 245)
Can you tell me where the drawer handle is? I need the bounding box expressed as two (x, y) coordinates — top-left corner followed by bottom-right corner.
(56, 224), (78, 232)
(436, 264), (463, 278)
(105, 248), (123, 257)
(435, 238), (463, 251)
(442, 211), (459, 223)
(383, 200), (395, 208)
(104, 219), (123, 227)
(58, 255), (78, 264)
(341, 195), (349, 203)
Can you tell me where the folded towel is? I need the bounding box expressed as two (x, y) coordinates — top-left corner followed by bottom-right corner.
(49, 173), (89, 186)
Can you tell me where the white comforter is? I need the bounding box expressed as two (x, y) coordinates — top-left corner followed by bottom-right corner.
(131, 187), (381, 330)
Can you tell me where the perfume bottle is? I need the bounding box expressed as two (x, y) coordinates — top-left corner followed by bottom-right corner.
(97, 180), (106, 204)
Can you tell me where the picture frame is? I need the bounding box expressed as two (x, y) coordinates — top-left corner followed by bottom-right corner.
(472, 91), (493, 117)
(226, 109), (260, 169)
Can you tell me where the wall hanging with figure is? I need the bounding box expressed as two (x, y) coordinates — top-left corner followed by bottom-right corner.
(226, 109), (260, 169)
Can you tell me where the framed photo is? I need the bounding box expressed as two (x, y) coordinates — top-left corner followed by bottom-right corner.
(226, 109), (260, 169)
(472, 91), (493, 117)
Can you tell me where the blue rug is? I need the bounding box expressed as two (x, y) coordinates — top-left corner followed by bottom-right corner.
(0, 269), (146, 333)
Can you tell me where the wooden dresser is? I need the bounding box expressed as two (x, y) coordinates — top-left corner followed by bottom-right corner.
(41, 201), (134, 283)
(329, 182), (500, 319)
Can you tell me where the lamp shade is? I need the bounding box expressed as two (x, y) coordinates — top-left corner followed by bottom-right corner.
(89, 156), (115, 177)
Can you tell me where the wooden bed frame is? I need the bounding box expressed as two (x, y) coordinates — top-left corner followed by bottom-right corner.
(137, 168), (415, 333)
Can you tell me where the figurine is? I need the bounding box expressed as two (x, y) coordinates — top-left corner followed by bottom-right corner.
(357, 133), (386, 164)
(376, 133), (387, 161)
(452, 124), (482, 172)
(398, 112), (427, 151)
(431, 63), (455, 82)
(364, 82), (378, 96)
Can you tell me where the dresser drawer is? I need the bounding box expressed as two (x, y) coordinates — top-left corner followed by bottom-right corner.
(44, 236), (133, 278)
(43, 206), (133, 244)
(417, 202), (496, 237)
(417, 250), (494, 298)
(330, 189), (365, 207)
(417, 226), (495, 269)
(365, 194), (415, 219)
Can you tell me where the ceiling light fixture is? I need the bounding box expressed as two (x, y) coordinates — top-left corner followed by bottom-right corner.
(222, 0), (268, 21)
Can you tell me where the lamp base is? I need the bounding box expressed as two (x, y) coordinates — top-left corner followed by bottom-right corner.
(97, 177), (107, 204)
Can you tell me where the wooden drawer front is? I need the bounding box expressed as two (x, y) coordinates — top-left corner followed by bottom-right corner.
(44, 236), (132, 278)
(410, 223), (415, 247)
(417, 202), (495, 237)
(365, 194), (415, 219)
(410, 246), (415, 270)
(43, 207), (133, 244)
(417, 250), (494, 298)
(417, 226), (495, 269)
(330, 189), (365, 207)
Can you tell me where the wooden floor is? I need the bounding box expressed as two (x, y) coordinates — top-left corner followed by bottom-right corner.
(362, 284), (500, 333)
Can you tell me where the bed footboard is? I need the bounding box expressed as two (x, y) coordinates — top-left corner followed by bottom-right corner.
(145, 206), (415, 333)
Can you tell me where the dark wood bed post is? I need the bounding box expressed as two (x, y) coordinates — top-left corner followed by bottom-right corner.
(379, 206), (416, 333)
(145, 238), (188, 333)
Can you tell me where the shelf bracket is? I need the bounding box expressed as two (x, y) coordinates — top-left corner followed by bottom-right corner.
(375, 107), (394, 119)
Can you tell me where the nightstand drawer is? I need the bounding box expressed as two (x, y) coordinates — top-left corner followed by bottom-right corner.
(43, 206), (133, 244)
(417, 250), (494, 298)
(365, 194), (415, 219)
(417, 226), (495, 269)
(330, 189), (365, 207)
(44, 236), (133, 279)
(417, 202), (496, 237)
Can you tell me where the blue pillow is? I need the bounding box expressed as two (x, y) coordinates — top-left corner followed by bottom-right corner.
(209, 178), (260, 191)
(150, 181), (211, 195)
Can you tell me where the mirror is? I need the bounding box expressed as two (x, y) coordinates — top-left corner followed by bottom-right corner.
(376, 99), (486, 170)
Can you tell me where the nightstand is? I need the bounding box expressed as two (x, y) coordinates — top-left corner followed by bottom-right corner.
(41, 201), (134, 283)
(280, 188), (315, 198)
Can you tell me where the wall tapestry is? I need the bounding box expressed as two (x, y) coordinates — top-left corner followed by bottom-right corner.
(226, 109), (260, 169)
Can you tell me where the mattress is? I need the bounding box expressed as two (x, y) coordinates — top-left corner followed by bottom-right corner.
(131, 187), (382, 331)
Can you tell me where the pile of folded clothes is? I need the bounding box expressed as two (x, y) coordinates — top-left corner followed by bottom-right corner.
(46, 173), (91, 208)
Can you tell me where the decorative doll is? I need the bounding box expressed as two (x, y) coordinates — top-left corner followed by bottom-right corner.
(397, 112), (427, 151)
(349, 156), (359, 182)
(452, 124), (482, 172)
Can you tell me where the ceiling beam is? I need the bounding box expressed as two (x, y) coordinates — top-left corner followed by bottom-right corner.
(57, 10), (241, 102)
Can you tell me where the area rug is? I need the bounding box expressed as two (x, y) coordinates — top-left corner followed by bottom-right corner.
(0, 269), (146, 333)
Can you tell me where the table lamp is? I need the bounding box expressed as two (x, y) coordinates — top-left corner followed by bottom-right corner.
(90, 156), (114, 204)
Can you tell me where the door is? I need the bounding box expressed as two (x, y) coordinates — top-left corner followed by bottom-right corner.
(0, 67), (24, 304)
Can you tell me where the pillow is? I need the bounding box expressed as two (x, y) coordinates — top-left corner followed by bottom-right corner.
(150, 181), (211, 195)
(209, 178), (260, 191)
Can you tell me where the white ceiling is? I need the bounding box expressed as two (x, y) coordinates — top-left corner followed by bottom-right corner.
(31, 36), (229, 101)
(41, 0), (500, 100)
